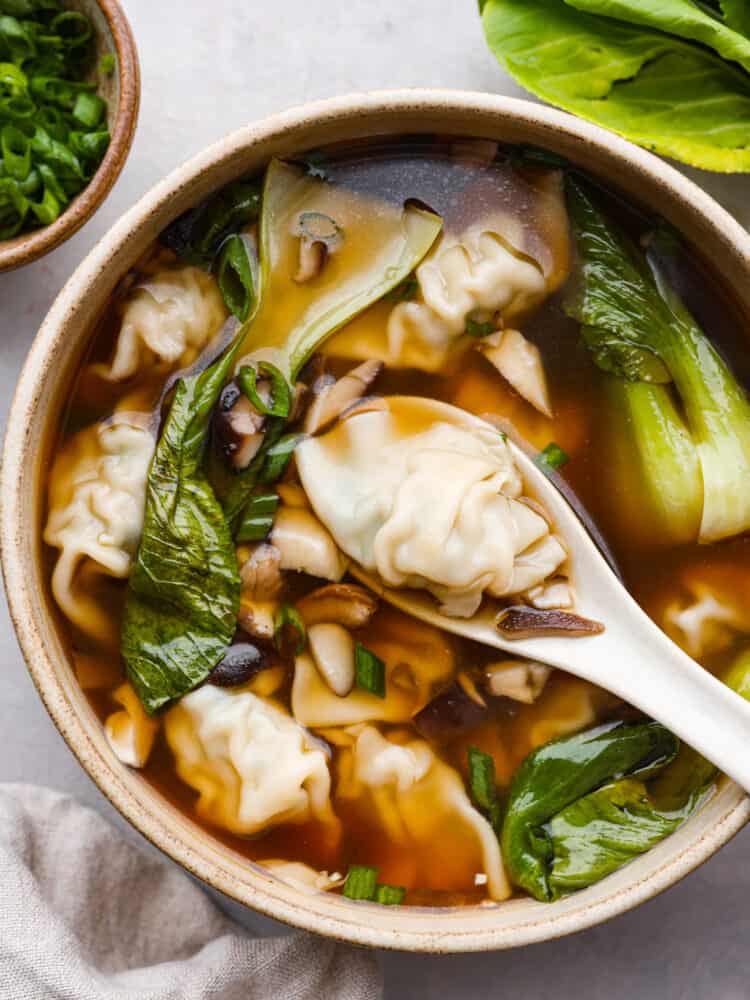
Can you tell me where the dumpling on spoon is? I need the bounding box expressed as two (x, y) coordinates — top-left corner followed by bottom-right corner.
(296, 396), (567, 617)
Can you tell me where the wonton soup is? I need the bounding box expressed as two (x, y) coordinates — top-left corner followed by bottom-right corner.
(43, 137), (750, 907)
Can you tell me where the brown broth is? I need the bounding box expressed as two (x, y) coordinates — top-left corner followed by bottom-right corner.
(46, 136), (750, 905)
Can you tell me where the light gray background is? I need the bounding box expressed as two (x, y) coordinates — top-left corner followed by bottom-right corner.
(1, 2), (750, 997)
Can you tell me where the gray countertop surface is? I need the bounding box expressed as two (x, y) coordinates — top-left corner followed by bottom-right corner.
(2, 2), (750, 996)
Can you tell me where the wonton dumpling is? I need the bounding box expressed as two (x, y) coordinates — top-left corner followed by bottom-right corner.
(44, 412), (155, 640)
(164, 685), (337, 836)
(292, 611), (454, 728)
(91, 267), (227, 381)
(337, 725), (511, 900)
(296, 397), (566, 617)
(329, 224), (547, 373)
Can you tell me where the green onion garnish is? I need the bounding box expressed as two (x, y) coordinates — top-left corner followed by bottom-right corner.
(535, 442), (569, 475)
(260, 432), (304, 483)
(342, 865), (378, 901)
(0, 2), (110, 238)
(98, 53), (115, 75)
(465, 314), (496, 338)
(374, 884), (406, 906)
(385, 273), (418, 303)
(274, 604), (307, 658)
(468, 747), (502, 831)
(71, 90), (105, 129)
(215, 233), (258, 322)
(236, 492), (279, 543)
(354, 643), (386, 698)
(238, 361), (291, 419)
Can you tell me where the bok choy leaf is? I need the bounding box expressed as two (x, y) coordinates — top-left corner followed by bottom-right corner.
(121, 328), (246, 714)
(566, 178), (750, 544)
(235, 158), (442, 380)
(480, 0), (750, 172)
(500, 721), (677, 901)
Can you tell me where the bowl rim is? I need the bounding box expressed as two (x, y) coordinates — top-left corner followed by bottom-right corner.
(0, 0), (140, 273)
(3, 88), (750, 953)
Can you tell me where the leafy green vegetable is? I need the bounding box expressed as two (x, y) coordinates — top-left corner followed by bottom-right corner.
(565, 0), (750, 70)
(567, 179), (750, 543)
(480, 0), (750, 172)
(468, 747), (503, 831)
(605, 377), (703, 544)
(214, 233), (259, 321)
(547, 769), (708, 894)
(465, 314), (495, 338)
(160, 178), (262, 266)
(237, 158), (442, 380)
(121, 335), (243, 715)
(501, 721), (677, 900)
(721, 0), (750, 37)
(222, 427), (299, 533)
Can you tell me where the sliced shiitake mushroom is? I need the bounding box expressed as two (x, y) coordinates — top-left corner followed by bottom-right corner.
(496, 606), (604, 639)
(293, 212), (342, 283)
(413, 681), (489, 744)
(304, 360), (383, 435)
(295, 583), (378, 628)
(213, 380), (266, 471)
(484, 660), (551, 704)
(239, 543), (283, 601)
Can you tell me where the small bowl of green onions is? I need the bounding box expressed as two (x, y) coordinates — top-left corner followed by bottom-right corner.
(0, 0), (139, 271)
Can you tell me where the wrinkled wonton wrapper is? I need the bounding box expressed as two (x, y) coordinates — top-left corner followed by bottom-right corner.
(165, 685), (338, 837)
(296, 396), (566, 617)
(328, 168), (570, 372)
(90, 266), (227, 382)
(44, 411), (155, 642)
(338, 725), (511, 899)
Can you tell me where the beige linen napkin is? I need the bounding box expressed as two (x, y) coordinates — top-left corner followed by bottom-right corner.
(0, 783), (382, 999)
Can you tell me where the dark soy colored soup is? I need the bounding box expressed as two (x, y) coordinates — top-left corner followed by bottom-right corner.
(44, 137), (750, 907)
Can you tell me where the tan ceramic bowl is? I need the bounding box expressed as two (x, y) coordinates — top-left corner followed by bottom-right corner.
(3, 91), (750, 952)
(0, 0), (139, 272)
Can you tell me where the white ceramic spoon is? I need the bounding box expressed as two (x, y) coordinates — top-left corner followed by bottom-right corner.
(346, 408), (750, 792)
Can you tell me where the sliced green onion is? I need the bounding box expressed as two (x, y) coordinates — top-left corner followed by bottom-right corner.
(67, 129), (109, 165)
(374, 884), (406, 906)
(238, 361), (291, 419)
(215, 233), (258, 321)
(259, 431), (304, 483)
(385, 273), (418, 303)
(28, 179), (59, 223)
(71, 89), (104, 128)
(274, 603), (307, 658)
(1, 122), (30, 179)
(0, 14), (36, 63)
(465, 314), (496, 338)
(29, 74), (93, 110)
(50, 10), (92, 49)
(535, 442), (569, 475)
(468, 747), (502, 830)
(342, 865), (378, 901)
(98, 52), (115, 75)
(354, 643), (386, 698)
(37, 161), (66, 204)
(236, 491), (279, 543)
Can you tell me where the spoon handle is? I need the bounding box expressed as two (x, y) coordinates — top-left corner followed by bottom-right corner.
(535, 601), (750, 793)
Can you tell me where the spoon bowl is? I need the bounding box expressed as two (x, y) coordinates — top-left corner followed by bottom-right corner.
(349, 398), (750, 792)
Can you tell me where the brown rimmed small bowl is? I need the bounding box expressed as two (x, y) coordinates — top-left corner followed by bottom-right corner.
(0, 0), (140, 273)
(3, 91), (750, 952)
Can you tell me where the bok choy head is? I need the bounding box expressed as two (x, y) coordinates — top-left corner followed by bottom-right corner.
(566, 178), (750, 545)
